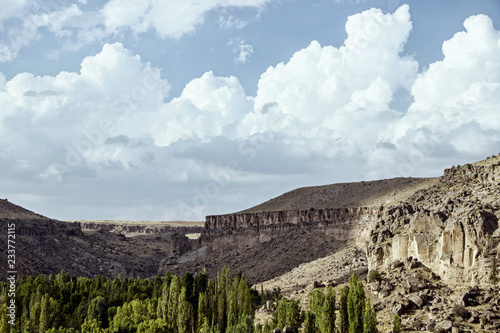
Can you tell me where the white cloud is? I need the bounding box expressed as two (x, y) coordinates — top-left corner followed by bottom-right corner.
(1, 5), (500, 220)
(385, 14), (500, 156)
(152, 71), (252, 146)
(101, 0), (272, 39)
(0, 42), (170, 172)
(0, 0), (272, 62)
(0, 4), (89, 62)
(0, 0), (28, 22)
(228, 37), (254, 64)
(238, 5), (417, 159)
(0, 72), (6, 91)
(218, 15), (249, 30)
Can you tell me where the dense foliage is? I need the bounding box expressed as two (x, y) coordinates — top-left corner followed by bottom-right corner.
(0, 268), (254, 333)
(1, 270), (378, 333)
(259, 274), (378, 333)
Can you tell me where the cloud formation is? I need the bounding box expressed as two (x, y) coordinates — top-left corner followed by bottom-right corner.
(101, 0), (270, 38)
(1, 5), (499, 220)
(229, 38), (254, 64)
(0, 0), (272, 62)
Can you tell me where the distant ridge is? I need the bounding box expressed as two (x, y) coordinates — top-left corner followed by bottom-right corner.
(238, 177), (439, 213)
(0, 198), (51, 220)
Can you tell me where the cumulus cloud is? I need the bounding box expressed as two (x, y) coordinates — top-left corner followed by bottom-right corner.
(152, 71), (252, 146)
(238, 5), (417, 161)
(371, 13), (500, 177)
(0, 42), (169, 173)
(0, 4), (89, 62)
(2, 5), (500, 220)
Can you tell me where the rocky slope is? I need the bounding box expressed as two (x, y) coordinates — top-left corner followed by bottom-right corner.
(239, 177), (438, 213)
(0, 200), (200, 280)
(198, 155), (499, 288)
(367, 155), (500, 286)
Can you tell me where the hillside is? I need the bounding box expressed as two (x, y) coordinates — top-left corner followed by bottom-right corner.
(0, 198), (51, 220)
(239, 177), (438, 213)
(0, 201), (202, 280)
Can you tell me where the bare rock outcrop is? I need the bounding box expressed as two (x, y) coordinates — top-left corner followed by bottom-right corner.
(202, 155), (500, 286)
(367, 155), (500, 286)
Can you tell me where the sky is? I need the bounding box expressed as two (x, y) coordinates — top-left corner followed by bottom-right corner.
(0, 0), (499, 221)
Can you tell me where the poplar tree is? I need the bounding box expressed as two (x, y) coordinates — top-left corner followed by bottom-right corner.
(347, 275), (365, 333)
(303, 311), (316, 333)
(363, 299), (377, 333)
(339, 286), (349, 333)
(177, 287), (193, 333)
(39, 295), (50, 333)
(167, 276), (181, 329)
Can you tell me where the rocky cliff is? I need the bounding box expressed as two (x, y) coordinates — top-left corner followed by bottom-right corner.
(368, 156), (500, 286)
(0, 200), (200, 280)
(202, 155), (500, 286)
(80, 221), (204, 237)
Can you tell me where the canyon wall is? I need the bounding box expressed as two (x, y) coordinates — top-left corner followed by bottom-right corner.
(80, 221), (204, 236)
(368, 159), (500, 285)
(202, 156), (500, 286)
(203, 206), (379, 248)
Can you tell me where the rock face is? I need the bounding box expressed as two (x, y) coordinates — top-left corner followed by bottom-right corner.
(368, 156), (500, 286)
(204, 206), (377, 246)
(203, 155), (500, 286)
(80, 221), (203, 237)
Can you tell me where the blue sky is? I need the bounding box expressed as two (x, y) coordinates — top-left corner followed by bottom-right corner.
(1, 0), (499, 221)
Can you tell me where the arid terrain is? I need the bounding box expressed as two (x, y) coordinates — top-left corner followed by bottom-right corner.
(1, 154), (499, 332)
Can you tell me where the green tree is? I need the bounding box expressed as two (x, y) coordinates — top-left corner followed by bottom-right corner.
(167, 276), (181, 329)
(39, 295), (50, 333)
(262, 321), (272, 333)
(87, 296), (109, 328)
(363, 300), (377, 333)
(303, 311), (315, 333)
(274, 299), (301, 331)
(285, 299), (301, 331)
(198, 316), (211, 333)
(318, 287), (336, 333)
(177, 287), (193, 333)
(339, 285), (349, 333)
(137, 319), (171, 333)
(197, 291), (209, 329)
(347, 275), (365, 333)
(81, 318), (105, 333)
(393, 315), (401, 333)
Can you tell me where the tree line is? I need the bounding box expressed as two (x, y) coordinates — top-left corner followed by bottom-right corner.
(0, 267), (253, 333)
(0, 269), (380, 332)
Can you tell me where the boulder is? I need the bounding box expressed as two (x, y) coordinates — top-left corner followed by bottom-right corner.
(408, 293), (425, 308)
(434, 319), (453, 332)
(368, 281), (381, 293)
(392, 302), (406, 316)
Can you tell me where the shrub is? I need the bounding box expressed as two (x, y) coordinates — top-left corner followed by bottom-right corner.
(451, 304), (469, 320)
(393, 315), (401, 333)
(367, 271), (381, 283)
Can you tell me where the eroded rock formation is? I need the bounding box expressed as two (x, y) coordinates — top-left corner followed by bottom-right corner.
(202, 155), (500, 286)
(368, 157), (500, 285)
